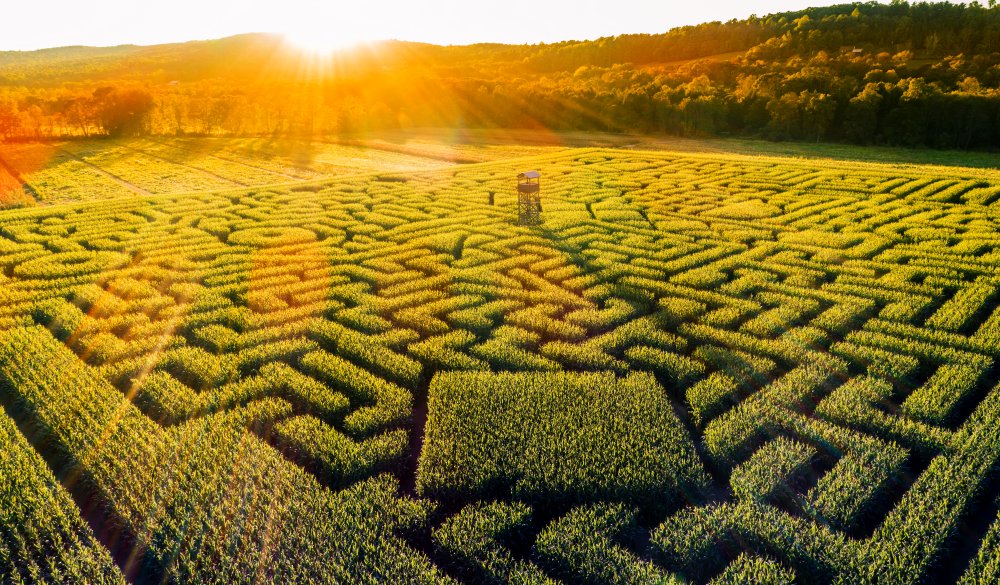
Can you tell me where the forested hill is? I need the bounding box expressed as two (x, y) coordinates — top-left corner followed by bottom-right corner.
(2, 1), (1000, 149)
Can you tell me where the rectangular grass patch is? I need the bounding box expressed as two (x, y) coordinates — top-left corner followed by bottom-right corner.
(416, 370), (709, 514)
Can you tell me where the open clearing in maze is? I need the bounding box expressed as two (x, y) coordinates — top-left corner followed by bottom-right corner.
(1, 145), (1000, 583)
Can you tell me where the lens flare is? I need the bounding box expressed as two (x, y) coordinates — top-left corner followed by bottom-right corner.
(283, 25), (372, 56)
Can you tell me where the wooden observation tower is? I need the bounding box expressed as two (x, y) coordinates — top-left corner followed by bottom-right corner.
(517, 171), (541, 225)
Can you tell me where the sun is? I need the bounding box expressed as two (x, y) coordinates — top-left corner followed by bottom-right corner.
(283, 26), (372, 56)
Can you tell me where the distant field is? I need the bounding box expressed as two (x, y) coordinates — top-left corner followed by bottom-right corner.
(374, 129), (1000, 171)
(1, 132), (995, 208)
(0, 135), (558, 205)
(631, 135), (1000, 171)
(3, 137), (1000, 582)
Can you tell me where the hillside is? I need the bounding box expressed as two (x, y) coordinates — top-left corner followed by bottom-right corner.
(1, 2), (999, 147)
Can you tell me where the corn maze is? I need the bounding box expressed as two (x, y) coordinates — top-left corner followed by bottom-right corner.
(1, 146), (1000, 583)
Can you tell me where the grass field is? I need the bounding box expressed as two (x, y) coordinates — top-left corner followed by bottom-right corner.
(2, 135), (1000, 583)
(0, 135), (562, 205)
(3, 132), (997, 208)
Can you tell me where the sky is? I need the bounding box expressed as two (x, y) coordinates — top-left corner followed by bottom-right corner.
(3, 0), (886, 52)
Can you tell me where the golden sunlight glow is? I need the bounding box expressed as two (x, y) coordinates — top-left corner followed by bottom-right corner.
(283, 25), (373, 56)
(2, 1), (854, 52)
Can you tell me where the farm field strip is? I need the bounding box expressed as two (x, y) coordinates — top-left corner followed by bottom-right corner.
(146, 137), (330, 180)
(0, 137), (509, 204)
(117, 142), (259, 186)
(139, 138), (306, 181)
(298, 139), (461, 173)
(0, 142), (137, 201)
(58, 140), (243, 193)
(56, 146), (152, 195)
(334, 136), (566, 163)
(150, 136), (461, 178)
(2, 146), (1000, 582)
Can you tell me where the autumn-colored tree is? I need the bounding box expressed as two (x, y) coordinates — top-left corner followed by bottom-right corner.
(94, 87), (155, 137)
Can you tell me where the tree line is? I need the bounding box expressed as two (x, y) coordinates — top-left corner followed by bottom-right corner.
(1, 2), (1000, 149)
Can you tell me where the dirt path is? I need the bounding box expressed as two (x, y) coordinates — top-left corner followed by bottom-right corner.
(57, 148), (152, 196)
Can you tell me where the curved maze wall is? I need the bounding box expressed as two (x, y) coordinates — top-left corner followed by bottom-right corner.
(1, 148), (999, 583)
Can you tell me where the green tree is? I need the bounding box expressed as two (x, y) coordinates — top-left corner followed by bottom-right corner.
(765, 92), (801, 139)
(800, 91), (837, 142)
(844, 84), (884, 144)
(94, 87), (155, 137)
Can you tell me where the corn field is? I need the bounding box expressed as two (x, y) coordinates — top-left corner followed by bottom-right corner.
(1, 145), (1000, 583)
